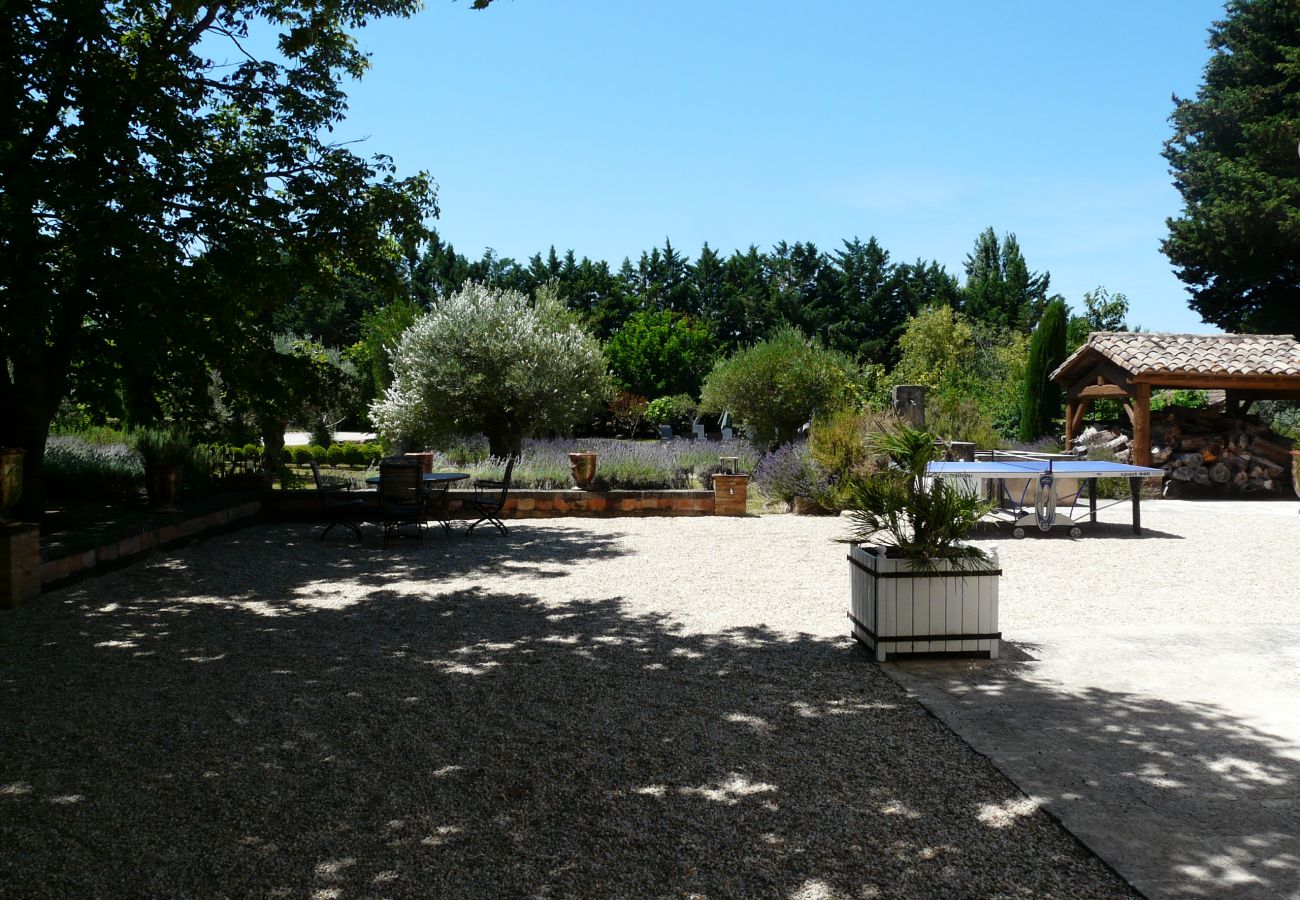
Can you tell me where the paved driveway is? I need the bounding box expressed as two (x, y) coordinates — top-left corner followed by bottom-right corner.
(889, 499), (1300, 899)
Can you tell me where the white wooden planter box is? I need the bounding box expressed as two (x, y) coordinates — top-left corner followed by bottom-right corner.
(847, 543), (1000, 662)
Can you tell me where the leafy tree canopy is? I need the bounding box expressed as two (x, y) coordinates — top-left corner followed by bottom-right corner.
(604, 310), (719, 400)
(699, 327), (865, 446)
(1162, 0), (1300, 337)
(1066, 286), (1130, 350)
(961, 228), (1055, 332)
(370, 282), (612, 457)
(0, 0), (436, 515)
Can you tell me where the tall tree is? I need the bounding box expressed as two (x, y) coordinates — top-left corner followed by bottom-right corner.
(1163, 0), (1300, 337)
(0, 0), (436, 516)
(604, 310), (719, 400)
(1018, 298), (1069, 442)
(961, 228), (1053, 332)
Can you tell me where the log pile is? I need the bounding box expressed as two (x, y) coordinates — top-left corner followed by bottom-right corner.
(1074, 405), (1296, 495)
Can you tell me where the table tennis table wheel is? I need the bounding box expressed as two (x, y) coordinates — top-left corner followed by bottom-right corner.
(1069, 526), (1083, 539)
(1012, 527), (1026, 539)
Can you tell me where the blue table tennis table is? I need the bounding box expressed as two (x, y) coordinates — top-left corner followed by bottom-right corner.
(927, 456), (1165, 537)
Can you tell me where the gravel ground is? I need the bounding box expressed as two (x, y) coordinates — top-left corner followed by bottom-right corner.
(0, 508), (1210, 898)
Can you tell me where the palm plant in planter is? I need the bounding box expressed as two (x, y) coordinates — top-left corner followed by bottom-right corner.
(132, 427), (192, 511)
(843, 424), (1001, 661)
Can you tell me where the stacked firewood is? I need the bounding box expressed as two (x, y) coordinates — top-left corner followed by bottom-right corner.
(1074, 405), (1296, 495)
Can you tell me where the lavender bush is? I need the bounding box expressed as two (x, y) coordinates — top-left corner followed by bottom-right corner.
(435, 436), (760, 490)
(752, 441), (832, 511)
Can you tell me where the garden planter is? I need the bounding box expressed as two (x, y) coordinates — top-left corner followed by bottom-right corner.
(847, 543), (1000, 662)
(569, 452), (598, 490)
(0, 448), (23, 524)
(144, 464), (183, 511)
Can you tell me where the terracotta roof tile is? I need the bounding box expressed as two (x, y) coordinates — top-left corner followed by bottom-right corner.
(1051, 332), (1300, 381)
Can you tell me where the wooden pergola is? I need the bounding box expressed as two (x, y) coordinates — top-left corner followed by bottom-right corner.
(1051, 332), (1300, 466)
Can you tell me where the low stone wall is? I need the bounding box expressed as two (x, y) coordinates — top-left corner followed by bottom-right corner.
(265, 488), (719, 519)
(38, 497), (263, 588)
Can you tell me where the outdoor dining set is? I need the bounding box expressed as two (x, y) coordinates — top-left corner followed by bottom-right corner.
(310, 457), (514, 545)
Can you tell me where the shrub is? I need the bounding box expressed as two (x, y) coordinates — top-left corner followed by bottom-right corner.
(926, 395), (1005, 449)
(700, 327), (863, 446)
(42, 438), (143, 502)
(753, 442), (831, 511)
(131, 427), (192, 467)
(646, 394), (699, 433)
(306, 445), (326, 464)
(809, 407), (895, 486)
(341, 443), (368, 466)
(325, 444), (348, 467)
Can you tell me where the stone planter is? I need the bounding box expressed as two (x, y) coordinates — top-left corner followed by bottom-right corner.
(847, 543), (1001, 662)
(0, 448), (23, 524)
(569, 452), (598, 490)
(144, 463), (183, 511)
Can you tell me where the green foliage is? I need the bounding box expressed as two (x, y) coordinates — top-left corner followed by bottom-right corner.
(608, 392), (651, 438)
(1151, 390), (1210, 412)
(926, 396), (1005, 450)
(371, 282), (613, 457)
(1066, 286), (1129, 351)
(645, 394), (699, 433)
(130, 428), (192, 468)
(306, 445), (327, 464)
(604, 310), (719, 399)
(1, 0), (436, 517)
(889, 306), (1026, 444)
(1162, 0), (1300, 337)
(1018, 298), (1069, 442)
(42, 439), (144, 503)
(842, 425), (995, 566)
(808, 406), (895, 500)
(961, 228), (1054, 332)
(325, 444), (349, 467)
(700, 327), (864, 445)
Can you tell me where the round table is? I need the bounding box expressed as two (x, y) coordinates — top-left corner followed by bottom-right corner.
(366, 472), (470, 536)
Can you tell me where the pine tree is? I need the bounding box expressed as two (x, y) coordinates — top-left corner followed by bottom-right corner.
(1162, 0), (1300, 336)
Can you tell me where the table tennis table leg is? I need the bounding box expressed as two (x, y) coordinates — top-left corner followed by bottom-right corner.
(1129, 476), (1142, 535)
(1089, 478), (1097, 524)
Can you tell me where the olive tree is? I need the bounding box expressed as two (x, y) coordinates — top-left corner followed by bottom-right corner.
(371, 283), (612, 457)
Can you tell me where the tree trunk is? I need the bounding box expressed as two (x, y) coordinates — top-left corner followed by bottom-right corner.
(484, 429), (522, 460)
(258, 417), (288, 477)
(1, 353), (61, 521)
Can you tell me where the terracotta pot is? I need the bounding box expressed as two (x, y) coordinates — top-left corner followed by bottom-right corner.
(1291, 450), (1299, 501)
(145, 463), (183, 510)
(569, 452), (598, 490)
(0, 448), (23, 524)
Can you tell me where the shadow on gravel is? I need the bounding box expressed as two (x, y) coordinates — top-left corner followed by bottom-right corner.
(892, 648), (1300, 899)
(968, 522), (1185, 541)
(0, 523), (1134, 897)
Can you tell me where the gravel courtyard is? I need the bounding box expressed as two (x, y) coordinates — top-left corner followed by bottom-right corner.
(10, 500), (1290, 897)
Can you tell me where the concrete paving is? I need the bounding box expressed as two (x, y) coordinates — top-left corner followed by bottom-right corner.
(886, 503), (1300, 900)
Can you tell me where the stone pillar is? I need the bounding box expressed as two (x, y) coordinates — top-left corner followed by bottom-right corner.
(891, 385), (926, 429)
(712, 474), (749, 516)
(404, 452), (434, 475)
(1, 523), (41, 610)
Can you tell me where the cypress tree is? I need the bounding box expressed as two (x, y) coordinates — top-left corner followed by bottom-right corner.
(1018, 299), (1068, 442)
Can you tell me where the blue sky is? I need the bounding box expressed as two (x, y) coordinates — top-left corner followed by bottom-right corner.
(337, 0), (1227, 332)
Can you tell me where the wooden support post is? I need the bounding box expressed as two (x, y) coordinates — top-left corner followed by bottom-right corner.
(1064, 399), (1078, 450)
(1132, 383), (1152, 467)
